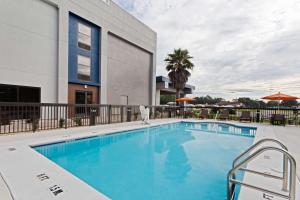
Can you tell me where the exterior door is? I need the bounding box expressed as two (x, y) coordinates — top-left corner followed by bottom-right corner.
(75, 91), (92, 114)
(75, 91), (92, 104)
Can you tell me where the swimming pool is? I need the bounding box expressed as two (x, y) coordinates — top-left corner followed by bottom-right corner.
(34, 122), (256, 200)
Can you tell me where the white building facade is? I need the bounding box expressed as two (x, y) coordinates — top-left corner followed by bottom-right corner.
(0, 0), (157, 105)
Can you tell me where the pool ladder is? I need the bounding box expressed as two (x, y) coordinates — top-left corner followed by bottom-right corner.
(227, 138), (297, 200)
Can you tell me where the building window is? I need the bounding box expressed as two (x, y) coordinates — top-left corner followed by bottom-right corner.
(75, 91), (93, 114)
(78, 23), (91, 51)
(0, 84), (40, 103)
(77, 55), (91, 81)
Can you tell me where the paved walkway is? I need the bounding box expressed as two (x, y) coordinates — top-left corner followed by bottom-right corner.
(0, 174), (12, 200)
(238, 124), (300, 200)
(273, 125), (300, 178)
(0, 119), (299, 200)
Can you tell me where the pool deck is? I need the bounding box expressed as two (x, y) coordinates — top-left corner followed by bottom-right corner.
(238, 124), (300, 200)
(0, 119), (299, 200)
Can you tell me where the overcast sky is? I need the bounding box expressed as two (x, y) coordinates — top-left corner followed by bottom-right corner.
(114, 0), (300, 100)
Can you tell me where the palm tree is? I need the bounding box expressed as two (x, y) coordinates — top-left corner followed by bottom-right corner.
(165, 48), (194, 101)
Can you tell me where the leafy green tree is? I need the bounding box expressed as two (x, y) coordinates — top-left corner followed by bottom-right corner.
(237, 97), (260, 108)
(257, 100), (267, 108)
(266, 101), (279, 108)
(165, 49), (194, 102)
(160, 95), (176, 105)
(280, 100), (299, 108)
(194, 95), (223, 105)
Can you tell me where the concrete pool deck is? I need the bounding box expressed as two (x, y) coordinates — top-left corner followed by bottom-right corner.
(0, 119), (299, 200)
(237, 124), (300, 200)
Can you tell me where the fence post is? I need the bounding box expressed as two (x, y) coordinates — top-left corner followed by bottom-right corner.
(256, 109), (260, 123)
(127, 106), (131, 122)
(108, 105), (111, 124)
(121, 106), (124, 122)
(65, 105), (68, 129)
(294, 110), (298, 125)
(90, 106), (96, 126)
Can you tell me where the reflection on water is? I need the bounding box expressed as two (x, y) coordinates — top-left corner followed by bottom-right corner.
(188, 122), (256, 137)
(153, 125), (194, 182)
(200, 123), (208, 131)
(164, 145), (191, 182)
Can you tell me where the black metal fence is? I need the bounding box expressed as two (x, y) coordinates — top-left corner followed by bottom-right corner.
(0, 103), (299, 134)
(0, 103), (177, 134)
(183, 106), (300, 124)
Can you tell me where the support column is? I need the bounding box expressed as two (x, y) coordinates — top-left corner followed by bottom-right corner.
(57, 1), (69, 103)
(156, 90), (160, 105)
(100, 29), (108, 104)
(150, 36), (157, 105)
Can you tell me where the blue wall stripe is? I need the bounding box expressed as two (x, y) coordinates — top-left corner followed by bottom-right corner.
(68, 13), (101, 86)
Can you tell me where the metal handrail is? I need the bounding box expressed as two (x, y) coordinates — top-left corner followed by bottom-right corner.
(227, 146), (296, 200)
(233, 138), (288, 167)
(232, 138), (289, 191)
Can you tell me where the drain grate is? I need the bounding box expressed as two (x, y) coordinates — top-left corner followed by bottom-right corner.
(8, 147), (16, 151)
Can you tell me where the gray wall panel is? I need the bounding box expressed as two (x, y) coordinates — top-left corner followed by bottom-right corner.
(107, 34), (152, 105)
(0, 0), (58, 102)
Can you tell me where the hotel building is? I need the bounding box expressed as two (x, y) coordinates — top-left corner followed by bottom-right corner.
(0, 0), (157, 105)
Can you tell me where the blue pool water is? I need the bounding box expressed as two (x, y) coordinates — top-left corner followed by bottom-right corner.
(34, 122), (255, 200)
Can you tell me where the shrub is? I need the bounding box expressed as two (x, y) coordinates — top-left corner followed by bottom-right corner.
(133, 112), (139, 120)
(193, 110), (200, 118)
(229, 109), (236, 115)
(59, 118), (65, 128)
(210, 107), (219, 114)
(74, 117), (82, 126)
(32, 119), (39, 132)
(155, 111), (161, 118)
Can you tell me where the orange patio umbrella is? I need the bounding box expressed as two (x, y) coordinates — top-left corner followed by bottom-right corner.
(261, 92), (299, 101)
(261, 92), (299, 109)
(176, 97), (195, 102)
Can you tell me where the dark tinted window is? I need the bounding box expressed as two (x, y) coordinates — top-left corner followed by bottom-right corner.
(0, 84), (40, 103)
(0, 85), (17, 102)
(19, 87), (40, 102)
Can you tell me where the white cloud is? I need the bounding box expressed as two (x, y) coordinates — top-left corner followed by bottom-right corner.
(114, 0), (300, 99)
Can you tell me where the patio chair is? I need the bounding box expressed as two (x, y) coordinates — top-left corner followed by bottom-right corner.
(184, 110), (194, 118)
(139, 105), (150, 124)
(239, 111), (251, 122)
(199, 109), (209, 119)
(218, 109), (229, 120)
(271, 114), (286, 126)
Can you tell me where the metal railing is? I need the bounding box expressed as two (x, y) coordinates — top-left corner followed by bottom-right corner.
(183, 106), (300, 125)
(227, 140), (297, 200)
(0, 103), (299, 134)
(232, 138), (289, 191)
(0, 103), (178, 134)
